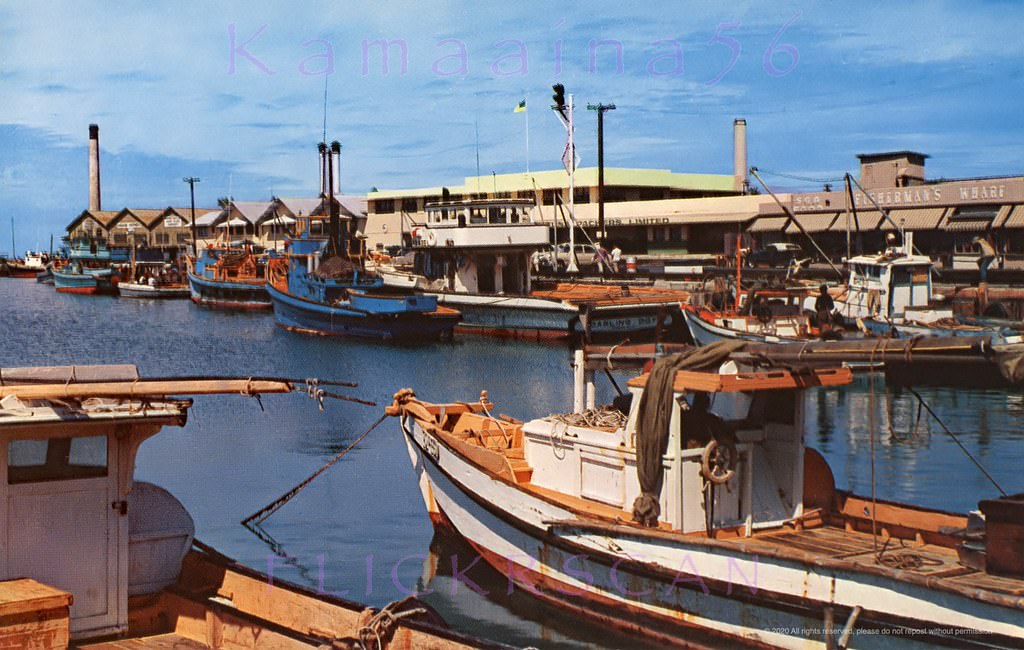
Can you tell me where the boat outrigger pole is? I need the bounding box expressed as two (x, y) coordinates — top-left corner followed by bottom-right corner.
(749, 167), (844, 279)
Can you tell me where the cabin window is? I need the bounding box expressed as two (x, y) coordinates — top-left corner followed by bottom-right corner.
(8, 435), (108, 484)
(489, 207), (505, 224)
(509, 208), (521, 224)
(470, 209), (487, 224)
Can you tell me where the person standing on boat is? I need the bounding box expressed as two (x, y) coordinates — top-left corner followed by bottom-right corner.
(974, 233), (997, 283)
(611, 244), (622, 273)
(815, 284), (835, 335)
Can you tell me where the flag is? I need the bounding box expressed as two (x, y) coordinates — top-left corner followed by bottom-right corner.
(514, 99), (527, 113)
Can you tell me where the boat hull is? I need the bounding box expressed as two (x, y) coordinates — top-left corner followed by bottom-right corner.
(187, 271), (272, 310)
(681, 308), (805, 346)
(399, 416), (1024, 648)
(53, 269), (114, 295)
(431, 292), (672, 340)
(118, 283), (190, 299)
(268, 283), (459, 342)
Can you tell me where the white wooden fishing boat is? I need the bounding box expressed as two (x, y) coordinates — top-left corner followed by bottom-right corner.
(0, 365), (501, 650)
(387, 350), (1024, 647)
(117, 281), (190, 299)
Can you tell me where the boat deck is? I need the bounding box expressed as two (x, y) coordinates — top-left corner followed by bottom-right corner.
(75, 634), (207, 649)
(531, 282), (689, 307)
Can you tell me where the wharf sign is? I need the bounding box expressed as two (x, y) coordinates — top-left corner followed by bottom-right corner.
(791, 178), (1024, 213)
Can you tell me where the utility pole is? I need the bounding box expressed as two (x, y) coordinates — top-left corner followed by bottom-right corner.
(587, 102), (616, 241)
(183, 176), (200, 258)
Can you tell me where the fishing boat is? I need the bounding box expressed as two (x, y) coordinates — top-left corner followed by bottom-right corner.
(267, 235), (461, 342)
(118, 257), (190, 299)
(2, 251), (49, 278)
(830, 233), (1022, 344)
(186, 245), (271, 309)
(118, 280), (190, 299)
(387, 346), (1024, 648)
(52, 240), (119, 295)
(682, 285), (824, 346)
(396, 198), (689, 340)
(0, 365), (502, 650)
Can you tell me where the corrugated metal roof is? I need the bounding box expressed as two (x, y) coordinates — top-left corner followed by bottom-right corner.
(276, 197), (324, 217)
(747, 216), (789, 233)
(231, 201), (272, 223)
(828, 211), (883, 231)
(195, 210), (225, 226)
(943, 217), (992, 232)
(991, 204), (1015, 228)
(1001, 205), (1024, 228)
(786, 212), (837, 233)
(879, 207), (947, 231)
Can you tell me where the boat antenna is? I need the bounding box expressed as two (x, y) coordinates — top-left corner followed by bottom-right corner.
(10, 218), (15, 259)
(749, 167), (843, 279)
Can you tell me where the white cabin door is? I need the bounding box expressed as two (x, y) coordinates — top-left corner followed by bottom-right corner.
(5, 433), (122, 637)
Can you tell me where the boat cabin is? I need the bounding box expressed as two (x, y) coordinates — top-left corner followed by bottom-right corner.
(840, 234), (936, 320)
(411, 199), (549, 295)
(0, 365), (194, 640)
(522, 367), (852, 534)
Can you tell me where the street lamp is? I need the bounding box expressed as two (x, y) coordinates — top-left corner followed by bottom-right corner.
(183, 177), (200, 258)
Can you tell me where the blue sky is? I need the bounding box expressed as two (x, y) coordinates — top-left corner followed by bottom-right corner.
(2, 1), (1023, 249)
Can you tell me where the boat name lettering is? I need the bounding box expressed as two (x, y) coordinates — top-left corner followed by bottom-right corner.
(424, 435), (440, 461)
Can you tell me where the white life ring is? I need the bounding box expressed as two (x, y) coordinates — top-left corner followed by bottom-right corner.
(425, 230), (437, 246)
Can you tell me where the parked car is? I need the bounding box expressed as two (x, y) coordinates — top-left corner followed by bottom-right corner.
(536, 243), (599, 272)
(746, 242), (804, 268)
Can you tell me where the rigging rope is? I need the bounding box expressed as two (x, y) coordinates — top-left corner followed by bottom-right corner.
(241, 413), (388, 526)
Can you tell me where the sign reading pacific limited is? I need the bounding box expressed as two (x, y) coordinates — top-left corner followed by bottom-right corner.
(791, 178), (1024, 213)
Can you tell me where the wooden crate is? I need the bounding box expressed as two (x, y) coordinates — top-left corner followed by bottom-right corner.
(0, 579), (72, 649)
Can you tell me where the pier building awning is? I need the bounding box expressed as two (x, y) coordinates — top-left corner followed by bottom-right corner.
(217, 218), (251, 228)
(828, 211), (884, 231)
(879, 208), (947, 231)
(746, 216), (789, 233)
(786, 212), (837, 233)
(262, 215), (296, 225)
(999, 205), (1024, 229)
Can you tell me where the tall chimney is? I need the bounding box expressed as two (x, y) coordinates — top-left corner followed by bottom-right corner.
(88, 124), (101, 211)
(733, 118), (747, 194)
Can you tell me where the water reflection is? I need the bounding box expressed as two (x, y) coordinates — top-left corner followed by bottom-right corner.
(3, 278), (1024, 648)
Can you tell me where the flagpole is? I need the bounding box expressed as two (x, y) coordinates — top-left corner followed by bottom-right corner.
(525, 98), (530, 175)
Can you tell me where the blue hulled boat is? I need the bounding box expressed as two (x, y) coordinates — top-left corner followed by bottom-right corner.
(186, 246), (271, 309)
(267, 236), (460, 342)
(52, 240), (118, 294)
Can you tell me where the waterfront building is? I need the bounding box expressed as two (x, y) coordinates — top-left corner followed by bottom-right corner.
(753, 152), (1024, 268)
(365, 166), (744, 252)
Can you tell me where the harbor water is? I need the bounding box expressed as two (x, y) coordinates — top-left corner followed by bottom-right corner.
(3, 279), (1022, 649)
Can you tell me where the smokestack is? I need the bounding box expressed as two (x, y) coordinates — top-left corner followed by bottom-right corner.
(733, 118), (747, 194)
(88, 124), (101, 211)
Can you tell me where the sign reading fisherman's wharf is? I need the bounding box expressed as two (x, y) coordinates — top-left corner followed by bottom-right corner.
(791, 177), (1024, 213)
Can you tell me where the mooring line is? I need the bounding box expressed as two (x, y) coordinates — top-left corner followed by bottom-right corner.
(242, 413), (389, 526)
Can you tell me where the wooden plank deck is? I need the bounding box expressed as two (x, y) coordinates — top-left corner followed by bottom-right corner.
(74, 634), (207, 649)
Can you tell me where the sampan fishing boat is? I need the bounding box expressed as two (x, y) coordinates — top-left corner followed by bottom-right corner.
(0, 365), (502, 650)
(267, 235), (461, 342)
(52, 239), (119, 295)
(186, 245), (271, 309)
(387, 345), (1024, 647)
